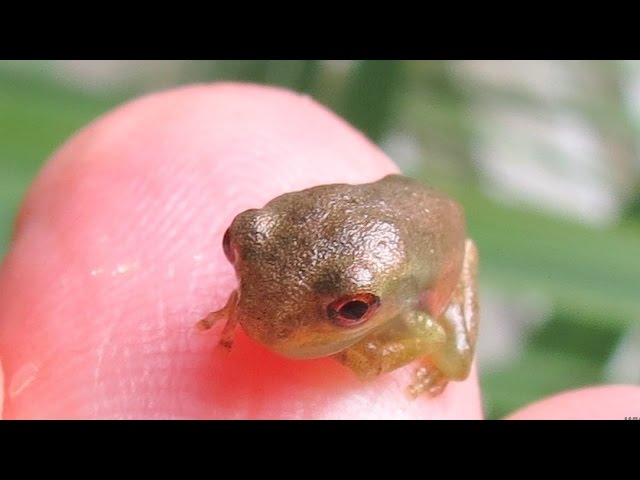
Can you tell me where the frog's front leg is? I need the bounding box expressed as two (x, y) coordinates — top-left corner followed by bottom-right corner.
(333, 312), (446, 381)
(196, 290), (239, 351)
(409, 239), (479, 397)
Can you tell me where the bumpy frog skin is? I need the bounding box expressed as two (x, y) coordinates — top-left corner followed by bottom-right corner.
(198, 174), (479, 397)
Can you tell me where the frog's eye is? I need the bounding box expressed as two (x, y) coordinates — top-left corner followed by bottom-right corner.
(222, 227), (235, 263)
(327, 293), (380, 327)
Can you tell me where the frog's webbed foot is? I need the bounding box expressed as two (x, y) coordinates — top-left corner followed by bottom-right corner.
(195, 290), (239, 351)
(407, 363), (449, 398)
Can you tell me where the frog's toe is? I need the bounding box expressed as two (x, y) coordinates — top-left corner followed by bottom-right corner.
(217, 337), (234, 352)
(407, 364), (449, 398)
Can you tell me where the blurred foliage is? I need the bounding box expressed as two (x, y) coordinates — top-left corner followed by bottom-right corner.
(1, 60), (639, 419)
(0, 67), (127, 251)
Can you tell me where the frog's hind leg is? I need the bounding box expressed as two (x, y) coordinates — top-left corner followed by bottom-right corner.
(196, 290), (239, 351)
(409, 239), (479, 397)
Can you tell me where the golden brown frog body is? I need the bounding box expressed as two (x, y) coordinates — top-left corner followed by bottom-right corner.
(198, 174), (479, 396)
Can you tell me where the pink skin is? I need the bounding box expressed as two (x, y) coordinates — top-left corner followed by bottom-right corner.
(0, 84), (637, 419)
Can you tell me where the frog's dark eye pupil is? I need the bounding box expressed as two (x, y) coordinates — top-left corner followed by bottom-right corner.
(339, 301), (369, 320)
(222, 228), (235, 263)
(327, 293), (380, 327)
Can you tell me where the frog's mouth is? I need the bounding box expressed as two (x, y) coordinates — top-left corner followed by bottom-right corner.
(269, 334), (364, 360)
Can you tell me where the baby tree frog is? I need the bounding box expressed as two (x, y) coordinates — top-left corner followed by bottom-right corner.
(197, 175), (479, 397)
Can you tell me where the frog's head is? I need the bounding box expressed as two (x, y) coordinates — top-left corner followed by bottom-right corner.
(220, 186), (415, 359)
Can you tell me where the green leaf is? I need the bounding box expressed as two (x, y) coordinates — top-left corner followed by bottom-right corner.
(436, 180), (640, 326)
(339, 60), (405, 142)
(0, 66), (123, 256)
(482, 349), (605, 419)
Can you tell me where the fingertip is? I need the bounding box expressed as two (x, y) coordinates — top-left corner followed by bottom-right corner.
(507, 385), (640, 420)
(0, 357), (4, 419)
(0, 82), (481, 418)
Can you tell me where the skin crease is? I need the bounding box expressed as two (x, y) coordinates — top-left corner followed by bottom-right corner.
(0, 83), (637, 419)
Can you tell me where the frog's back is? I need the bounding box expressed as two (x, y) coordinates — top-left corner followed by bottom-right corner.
(262, 175), (466, 306)
(361, 175), (467, 316)
(363, 174), (466, 284)
(287, 174), (466, 254)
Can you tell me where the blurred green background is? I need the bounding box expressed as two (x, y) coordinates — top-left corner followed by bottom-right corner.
(1, 60), (639, 418)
